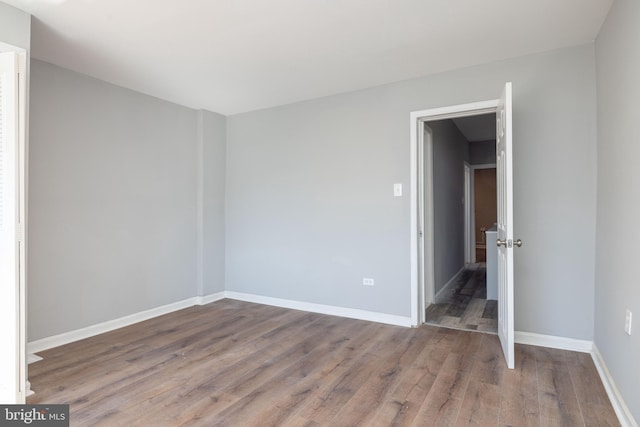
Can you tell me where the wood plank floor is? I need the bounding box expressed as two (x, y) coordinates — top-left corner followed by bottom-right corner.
(426, 265), (498, 333)
(28, 300), (619, 426)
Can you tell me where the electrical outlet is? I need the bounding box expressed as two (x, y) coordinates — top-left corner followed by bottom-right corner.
(625, 309), (632, 335)
(363, 278), (374, 286)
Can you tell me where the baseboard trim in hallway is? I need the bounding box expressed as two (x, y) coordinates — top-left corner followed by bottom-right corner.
(433, 266), (466, 303)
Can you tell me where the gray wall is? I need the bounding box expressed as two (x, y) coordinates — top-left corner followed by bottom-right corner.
(28, 60), (200, 340)
(25, 38), (600, 352)
(469, 140), (496, 165)
(0, 2), (30, 51)
(200, 110), (227, 295)
(226, 89), (411, 316)
(595, 0), (640, 421)
(227, 44), (598, 339)
(429, 120), (469, 295)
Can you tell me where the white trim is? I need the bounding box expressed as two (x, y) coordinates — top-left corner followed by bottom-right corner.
(195, 291), (226, 306)
(26, 353), (42, 364)
(410, 102), (499, 123)
(18, 48), (28, 405)
(25, 291), (638, 427)
(26, 290), (411, 355)
(417, 128), (425, 315)
(27, 297), (200, 354)
(0, 42), (27, 54)
(511, 328), (638, 427)
(410, 115), (419, 325)
(422, 126), (434, 309)
(514, 331), (593, 353)
(433, 266), (465, 304)
(591, 345), (639, 427)
(23, 290), (638, 427)
(25, 381), (33, 398)
(0, 49), (28, 404)
(225, 291), (412, 327)
(195, 111), (204, 297)
(471, 163), (497, 170)
(463, 162), (472, 264)
(410, 100), (499, 326)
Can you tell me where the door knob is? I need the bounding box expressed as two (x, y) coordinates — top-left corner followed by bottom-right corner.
(497, 239), (523, 248)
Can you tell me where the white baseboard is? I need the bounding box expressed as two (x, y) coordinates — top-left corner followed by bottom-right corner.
(27, 353), (42, 364)
(513, 332), (636, 426)
(195, 291), (226, 306)
(25, 381), (34, 398)
(591, 345), (638, 427)
(225, 291), (413, 327)
(27, 290), (411, 355)
(514, 331), (593, 353)
(27, 296), (200, 354)
(22, 291), (638, 427)
(434, 266), (465, 303)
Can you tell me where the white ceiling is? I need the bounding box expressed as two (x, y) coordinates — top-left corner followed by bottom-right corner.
(5, 0), (612, 115)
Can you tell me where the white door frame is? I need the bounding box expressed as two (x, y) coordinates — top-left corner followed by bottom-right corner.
(0, 43), (28, 404)
(463, 162), (472, 264)
(418, 126), (433, 312)
(410, 100), (499, 326)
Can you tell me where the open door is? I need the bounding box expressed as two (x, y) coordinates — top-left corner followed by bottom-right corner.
(496, 82), (517, 369)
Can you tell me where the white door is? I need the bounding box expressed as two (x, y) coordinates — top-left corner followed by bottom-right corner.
(0, 51), (25, 403)
(496, 82), (516, 369)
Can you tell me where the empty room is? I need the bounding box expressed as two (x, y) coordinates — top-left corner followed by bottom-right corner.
(1, 0), (639, 425)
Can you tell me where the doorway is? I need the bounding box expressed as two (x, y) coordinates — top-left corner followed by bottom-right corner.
(409, 83), (516, 369)
(470, 164), (497, 264)
(409, 100), (499, 325)
(421, 115), (497, 333)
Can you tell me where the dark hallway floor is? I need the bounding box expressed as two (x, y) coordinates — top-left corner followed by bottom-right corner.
(425, 264), (497, 333)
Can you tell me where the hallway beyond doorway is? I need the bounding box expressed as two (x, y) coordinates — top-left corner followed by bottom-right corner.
(425, 264), (497, 333)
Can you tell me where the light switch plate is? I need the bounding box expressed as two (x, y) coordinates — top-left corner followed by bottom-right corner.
(625, 309), (632, 335)
(394, 183), (402, 197)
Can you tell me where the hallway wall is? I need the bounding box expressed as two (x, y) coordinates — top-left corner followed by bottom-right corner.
(430, 120), (469, 294)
